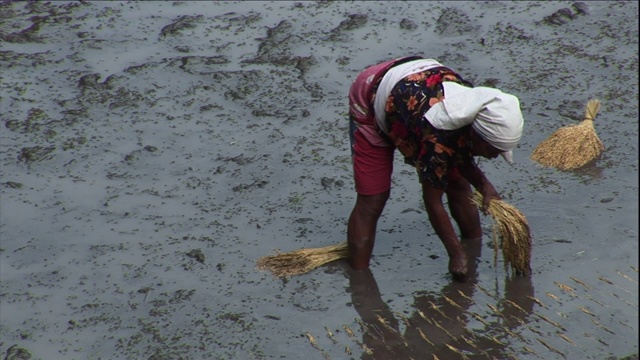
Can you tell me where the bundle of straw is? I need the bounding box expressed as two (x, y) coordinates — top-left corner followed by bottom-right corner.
(530, 99), (604, 170)
(471, 192), (532, 275)
(257, 241), (348, 277)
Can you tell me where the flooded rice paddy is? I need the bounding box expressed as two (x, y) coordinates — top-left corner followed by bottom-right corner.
(1, 1), (638, 359)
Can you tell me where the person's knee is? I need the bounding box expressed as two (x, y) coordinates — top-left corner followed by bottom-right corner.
(355, 191), (389, 218)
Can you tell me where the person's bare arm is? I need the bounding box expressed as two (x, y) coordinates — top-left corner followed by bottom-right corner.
(458, 161), (501, 211)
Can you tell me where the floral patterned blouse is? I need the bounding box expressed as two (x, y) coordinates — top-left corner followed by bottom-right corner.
(384, 67), (476, 189)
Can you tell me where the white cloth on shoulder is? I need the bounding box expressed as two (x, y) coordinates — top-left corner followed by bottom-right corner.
(373, 59), (444, 134)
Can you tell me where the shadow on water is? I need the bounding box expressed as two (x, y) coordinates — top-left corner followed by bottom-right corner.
(345, 240), (535, 359)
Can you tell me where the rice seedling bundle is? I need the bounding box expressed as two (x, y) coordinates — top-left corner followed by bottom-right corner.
(471, 192), (532, 275)
(530, 99), (604, 170)
(256, 241), (348, 277)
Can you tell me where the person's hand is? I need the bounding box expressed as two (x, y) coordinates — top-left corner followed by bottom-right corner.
(449, 254), (468, 282)
(479, 182), (501, 213)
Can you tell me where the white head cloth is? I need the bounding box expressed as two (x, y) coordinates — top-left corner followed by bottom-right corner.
(425, 82), (524, 163)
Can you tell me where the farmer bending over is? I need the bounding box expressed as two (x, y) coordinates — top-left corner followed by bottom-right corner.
(347, 56), (524, 282)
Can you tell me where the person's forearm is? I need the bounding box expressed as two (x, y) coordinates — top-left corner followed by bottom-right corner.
(459, 163), (500, 209)
(459, 162), (488, 191)
(426, 202), (464, 257)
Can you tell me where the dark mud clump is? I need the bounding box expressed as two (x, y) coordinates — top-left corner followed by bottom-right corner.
(434, 7), (479, 35)
(4, 344), (32, 360)
(542, 2), (590, 25)
(159, 15), (204, 38)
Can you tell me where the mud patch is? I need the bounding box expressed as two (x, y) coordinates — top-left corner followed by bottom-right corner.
(0, 1), (637, 359)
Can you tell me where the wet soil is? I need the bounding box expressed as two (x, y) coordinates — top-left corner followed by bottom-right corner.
(1, 1), (637, 359)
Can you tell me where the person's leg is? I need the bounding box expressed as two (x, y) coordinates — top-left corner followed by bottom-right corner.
(422, 182), (468, 281)
(347, 60), (395, 271)
(347, 127), (393, 270)
(347, 116), (393, 271)
(348, 191), (389, 270)
(445, 176), (483, 240)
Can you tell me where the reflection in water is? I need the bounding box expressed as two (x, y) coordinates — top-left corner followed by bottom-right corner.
(347, 240), (535, 359)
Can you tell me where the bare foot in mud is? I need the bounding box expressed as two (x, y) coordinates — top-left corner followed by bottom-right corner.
(449, 255), (469, 282)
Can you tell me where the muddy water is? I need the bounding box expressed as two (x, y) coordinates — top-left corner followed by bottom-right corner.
(1, 1), (637, 359)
